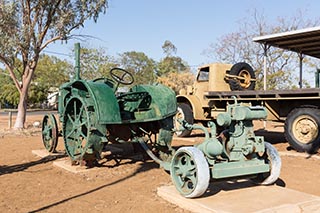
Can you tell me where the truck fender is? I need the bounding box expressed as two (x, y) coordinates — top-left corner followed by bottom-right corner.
(176, 95), (205, 120)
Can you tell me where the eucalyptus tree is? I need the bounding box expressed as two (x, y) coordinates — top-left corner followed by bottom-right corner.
(0, 0), (108, 129)
(79, 47), (117, 80)
(157, 40), (189, 76)
(119, 51), (157, 85)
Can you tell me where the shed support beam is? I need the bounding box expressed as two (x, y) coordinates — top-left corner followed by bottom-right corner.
(262, 43), (270, 91)
(298, 53), (304, 88)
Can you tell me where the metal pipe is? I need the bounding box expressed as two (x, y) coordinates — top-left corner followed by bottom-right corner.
(74, 43), (81, 80)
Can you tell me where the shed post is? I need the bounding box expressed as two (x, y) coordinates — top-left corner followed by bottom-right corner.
(298, 53), (304, 88)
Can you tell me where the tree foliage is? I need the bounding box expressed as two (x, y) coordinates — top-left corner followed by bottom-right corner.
(162, 40), (177, 56)
(119, 51), (157, 85)
(157, 40), (189, 76)
(204, 9), (320, 90)
(79, 47), (117, 80)
(0, 0), (108, 128)
(35, 54), (71, 88)
(0, 54), (72, 108)
(157, 71), (195, 94)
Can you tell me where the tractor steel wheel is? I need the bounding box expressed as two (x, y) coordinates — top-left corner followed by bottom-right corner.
(174, 103), (194, 137)
(42, 114), (59, 153)
(170, 147), (209, 198)
(156, 116), (175, 162)
(63, 97), (92, 161)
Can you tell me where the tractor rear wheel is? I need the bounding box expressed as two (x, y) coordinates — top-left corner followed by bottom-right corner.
(63, 97), (97, 163)
(174, 103), (194, 137)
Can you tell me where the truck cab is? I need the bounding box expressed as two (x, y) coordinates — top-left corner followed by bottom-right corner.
(176, 62), (256, 137)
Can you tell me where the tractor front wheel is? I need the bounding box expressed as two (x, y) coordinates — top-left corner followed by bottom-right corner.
(42, 114), (59, 153)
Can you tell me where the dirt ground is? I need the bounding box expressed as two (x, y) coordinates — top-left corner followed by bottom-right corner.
(0, 112), (320, 213)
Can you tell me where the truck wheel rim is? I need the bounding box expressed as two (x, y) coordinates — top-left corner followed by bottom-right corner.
(292, 115), (318, 144)
(239, 69), (251, 89)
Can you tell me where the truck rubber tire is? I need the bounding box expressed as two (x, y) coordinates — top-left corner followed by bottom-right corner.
(284, 107), (320, 153)
(229, 62), (255, 91)
(175, 103), (194, 137)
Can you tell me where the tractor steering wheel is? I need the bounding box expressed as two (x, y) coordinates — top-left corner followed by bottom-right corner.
(110, 68), (134, 85)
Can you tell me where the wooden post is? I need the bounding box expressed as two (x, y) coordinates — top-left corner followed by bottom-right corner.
(8, 111), (12, 128)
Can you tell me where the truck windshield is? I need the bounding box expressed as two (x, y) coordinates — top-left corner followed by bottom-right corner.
(197, 68), (209, 81)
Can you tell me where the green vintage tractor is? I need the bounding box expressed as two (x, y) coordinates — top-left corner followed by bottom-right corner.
(42, 44), (281, 198)
(42, 43), (176, 169)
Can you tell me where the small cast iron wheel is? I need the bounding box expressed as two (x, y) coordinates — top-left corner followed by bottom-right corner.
(42, 114), (59, 153)
(63, 97), (92, 161)
(170, 147), (210, 198)
(284, 108), (320, 153)
(174, 103), (194, 137)
(110, 67), (134, 85)
(229, 62), (255, 91)
(253, 142), (282, 185)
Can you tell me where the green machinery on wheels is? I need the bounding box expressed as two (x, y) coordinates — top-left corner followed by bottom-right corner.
(42, 43), (281, 198)
(42, 43), (177, 167)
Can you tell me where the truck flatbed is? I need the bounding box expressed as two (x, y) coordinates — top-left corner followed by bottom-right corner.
(204, 88), (320, 101)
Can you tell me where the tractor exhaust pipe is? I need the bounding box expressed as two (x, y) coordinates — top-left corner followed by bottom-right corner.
(74, 43), (81, 80)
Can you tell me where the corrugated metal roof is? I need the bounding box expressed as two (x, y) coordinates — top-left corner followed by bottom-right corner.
(253, 26), (320, 59)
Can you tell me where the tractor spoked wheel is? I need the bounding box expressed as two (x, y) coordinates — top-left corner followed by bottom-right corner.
(42, 114), (59, 153)
(63, 97), (94, 162)
(170, 147), (210, 198)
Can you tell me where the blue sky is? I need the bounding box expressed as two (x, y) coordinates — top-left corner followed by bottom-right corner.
(46, 0), (320, 69)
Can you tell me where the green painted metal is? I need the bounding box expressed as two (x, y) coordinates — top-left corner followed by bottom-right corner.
(129, 84), (177, 119)
(173, 97), (279, 197)
(171, 148), (199, 196)
(74, 43), (81, 80)
(211, 160), (270, 179)
(43, 43), (177, 164)
(63, 96), (106, 161)
(41, 113), (58, 152)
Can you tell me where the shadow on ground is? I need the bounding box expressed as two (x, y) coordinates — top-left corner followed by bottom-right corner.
(0, 153), (66, 176)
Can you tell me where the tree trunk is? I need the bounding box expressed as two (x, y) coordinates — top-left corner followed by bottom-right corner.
(13, 85), (28, 129)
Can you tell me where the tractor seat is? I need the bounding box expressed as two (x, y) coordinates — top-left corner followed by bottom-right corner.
(117, 91), (152, 112)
